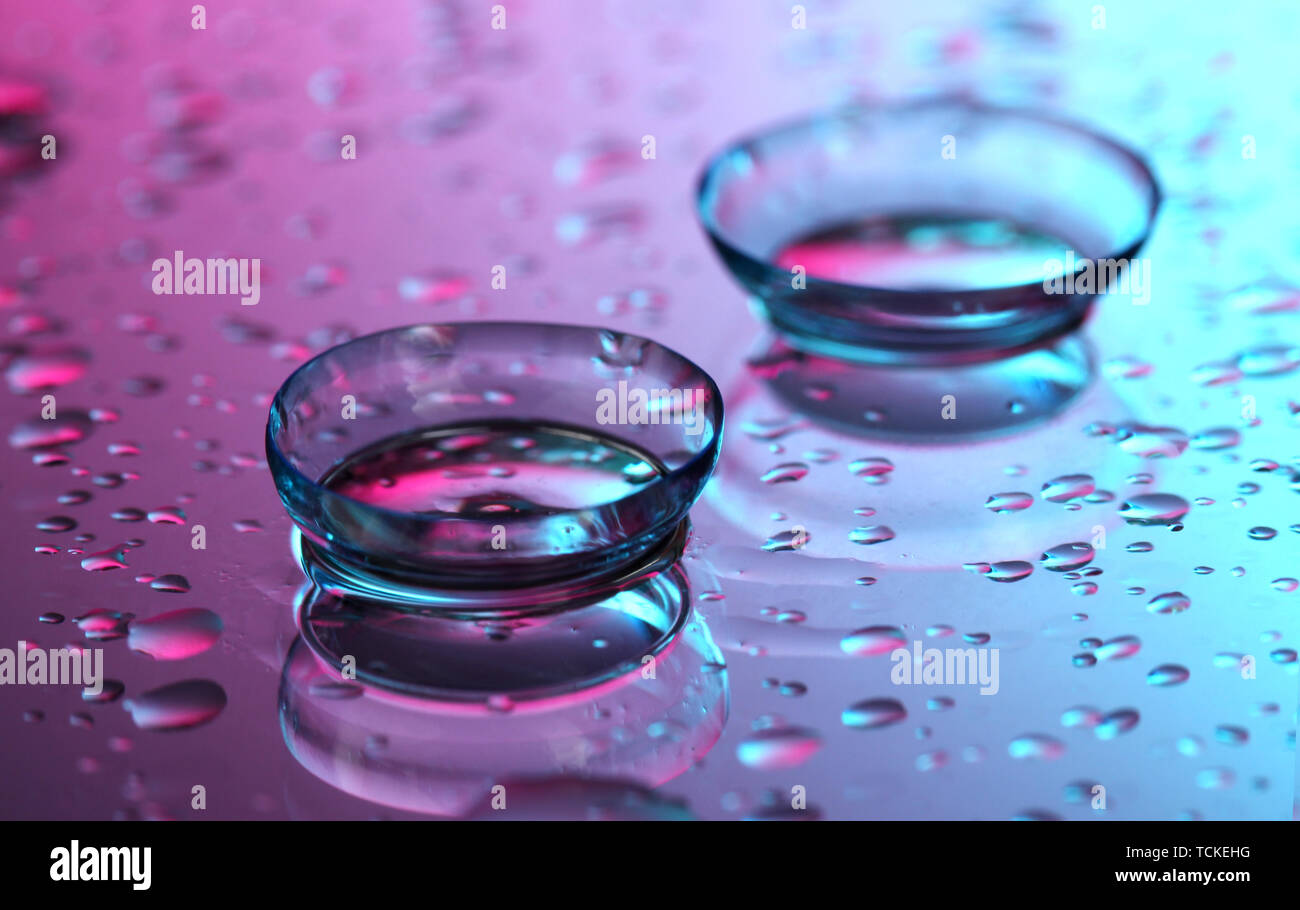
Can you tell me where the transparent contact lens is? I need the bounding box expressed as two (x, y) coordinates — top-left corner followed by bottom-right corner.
(266, 322), (723, 602)
(697, 97), (1160, 365)
(697, 97), (1159, 437)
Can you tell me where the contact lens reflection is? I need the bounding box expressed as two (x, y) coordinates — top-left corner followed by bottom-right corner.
(708, 337), (1154, 571)
(278, 536), (727, 817)
(748, 332), (1093, 440)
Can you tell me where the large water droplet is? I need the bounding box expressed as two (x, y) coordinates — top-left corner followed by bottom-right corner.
(985, 491), (1033, 513)
(1040, 541), (1094, 571)
(986, 560), (1033, 582)
(1118, 493), (1190, 526)
(127, 608), (222, 660)
(849, 525), (895, 546)
(1041, 474), (1094, 503)
(840, 626), (906, 657)
(122, 679), (227, 731)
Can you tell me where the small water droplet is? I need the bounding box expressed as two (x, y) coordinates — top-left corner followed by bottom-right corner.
(1147, 664), (1190, 686)
(1146, 591), (1191, 615)
(1008, 733), (1065, 760)
(985, 491), (1033, 513)
(736, 726), (823, 769)
(842, 698), (907, 730)
(149, 574), (191, 593)
(760, 462), (809, 484)
(1095, 708), (1139, 740)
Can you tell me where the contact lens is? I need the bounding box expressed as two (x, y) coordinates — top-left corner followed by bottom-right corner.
(267, 322), (723, 601)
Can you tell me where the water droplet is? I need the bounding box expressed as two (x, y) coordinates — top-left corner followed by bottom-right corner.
(916, 750), (948, 772)
(80, 548), (128, 572)
(1118, 493), (1190, 526)
(1237, 344), (1300, 377)
(1095, 708), (1139, 739)
(1095, 635), (1141, 661)
(149, 574), (191, 593)
(123, 679), (226, 731)
(1114, 424), (1188, 458)
(842, 698), (907, 730)
(9, 411), (94, 450)
(555, 204), (645, 247)
(1041, 474), (1094, 503)
(1196, 768), (1235, 790)
(1040, 541), (1094, 571)
(740, 415), (804, 441)
(146, 506), (186, 525)
(1146, 591), (1190, 615)
(985, 491), (1033, 513)
(5, 347), (91, 393)
(761, 528), (810, 552)
(849, 457), (894, 483)
(1008, 733), (1065, 760)
(82, 679), (126, 704)
(1147, 664), (1190, 686)
(759, 462), (809, 484)
(1103, 356), (1152, 379)
(849, 525), (895, 546)
(127, 608), (222, 660)
(986, 560), (1033, 582)
(1214, 725), (1248, 746)
(397, 271), (471, 305)
(1061, 706), (1102, 728)
(553, 137), (639, 187)
(74, 609), (133, 641)
(840, 626), (906, 657)
(736, 726), (823, 769)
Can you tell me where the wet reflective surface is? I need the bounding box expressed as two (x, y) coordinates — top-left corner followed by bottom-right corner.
(2, 0), (1298, 820)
